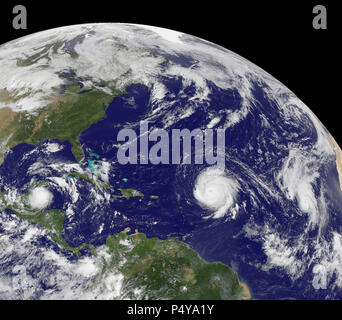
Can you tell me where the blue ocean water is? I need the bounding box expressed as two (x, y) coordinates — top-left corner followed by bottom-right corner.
(1, 76), (342, 299)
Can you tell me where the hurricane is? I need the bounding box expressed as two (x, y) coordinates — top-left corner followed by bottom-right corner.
(28, 187), (54, 210)
(193, 167), (239, 219)
(1, 23), (342, 299)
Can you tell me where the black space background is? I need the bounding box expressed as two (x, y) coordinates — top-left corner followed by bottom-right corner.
(0, 0), (341, 312)
(0, 0), (338, 144)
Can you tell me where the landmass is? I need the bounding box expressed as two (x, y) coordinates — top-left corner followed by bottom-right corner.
(0, 183), (251, 299)
(115, 188), (144, 200)
(99, 230), (250, 299)
(327, 133), (342, 193)
(314, 115), (342, 193)
(0, 81), (123, 163)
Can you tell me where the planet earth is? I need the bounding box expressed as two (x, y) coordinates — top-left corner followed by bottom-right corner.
(0, 23), (342, 300)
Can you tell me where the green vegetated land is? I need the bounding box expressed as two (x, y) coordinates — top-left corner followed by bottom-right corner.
(102, 229), (249, 300)
(0, 81), (122, 163)
(14, 208), (94, 256)
(0, 186), (249, 300)
(114, 188), (144, 200)
(7, 200), (249, 299)
(0, 186), (94, 256)
(0, 64), (250, 297)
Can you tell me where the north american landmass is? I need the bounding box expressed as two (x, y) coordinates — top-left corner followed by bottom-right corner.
(0, 52), (252, 300)
(1, 22), (342, 300)
(0, 80), (122, 163)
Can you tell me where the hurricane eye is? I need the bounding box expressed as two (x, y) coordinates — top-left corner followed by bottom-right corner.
(193, 167), (239, 219)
